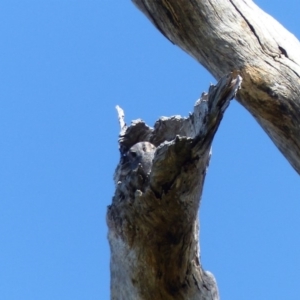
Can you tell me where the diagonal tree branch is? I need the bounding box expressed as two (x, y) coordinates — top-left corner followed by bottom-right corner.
(107, 73), (242, 300)
(132, 0), (300, 174)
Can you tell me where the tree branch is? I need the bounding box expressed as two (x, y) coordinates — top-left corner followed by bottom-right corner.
(107, 73), (242, 300)
(132, 0), (300, 174)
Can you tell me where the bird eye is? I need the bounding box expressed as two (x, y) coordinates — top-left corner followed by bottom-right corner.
(130, 152), (137, 158)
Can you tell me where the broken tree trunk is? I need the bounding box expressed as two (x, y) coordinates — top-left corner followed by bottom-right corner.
(107, 73), (242, 299)
(132, 0), (300, 174)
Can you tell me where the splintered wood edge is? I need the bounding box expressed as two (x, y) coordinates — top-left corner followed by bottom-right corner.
(116, 105), (126, 134)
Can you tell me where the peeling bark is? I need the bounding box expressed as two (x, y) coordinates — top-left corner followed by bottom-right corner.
(132, 0), (300, 174)
(107, 73), (242, 299)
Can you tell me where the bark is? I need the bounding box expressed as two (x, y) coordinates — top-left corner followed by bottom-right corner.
(132, 0), (300, 174)
(107, 73), (242, 300)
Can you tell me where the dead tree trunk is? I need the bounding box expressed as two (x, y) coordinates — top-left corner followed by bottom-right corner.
(107, 74), (241, 299)
(132, 0), (300, 174)
(107, 0), (300, 299)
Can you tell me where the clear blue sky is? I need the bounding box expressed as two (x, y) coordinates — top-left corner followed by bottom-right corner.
(0, 1), (299, 299)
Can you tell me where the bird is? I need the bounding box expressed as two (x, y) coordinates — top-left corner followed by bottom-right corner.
(114, 141), (156, 184)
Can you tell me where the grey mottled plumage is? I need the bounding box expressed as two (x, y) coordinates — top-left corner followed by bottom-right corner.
(114, 142), (156, 184)
(126, 142), (156, 174)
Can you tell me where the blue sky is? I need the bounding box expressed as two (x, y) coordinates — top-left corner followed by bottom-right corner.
(0, 1), (299, 299)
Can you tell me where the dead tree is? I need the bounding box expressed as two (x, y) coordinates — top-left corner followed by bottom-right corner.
(132, 0), (300, 174)
(107, 1), (300, 299)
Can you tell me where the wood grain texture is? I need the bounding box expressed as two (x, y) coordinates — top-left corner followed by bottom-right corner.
(132, 0), (300, 174)
(108, 73), (242, 300)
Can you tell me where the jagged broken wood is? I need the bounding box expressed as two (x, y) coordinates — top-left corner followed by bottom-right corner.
(107, 73), (242, 300)
(132, 0), (300, 174)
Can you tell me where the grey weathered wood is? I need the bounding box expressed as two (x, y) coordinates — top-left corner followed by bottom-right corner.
(107, 73), (242, 300)
(132, 0), (300, 174)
